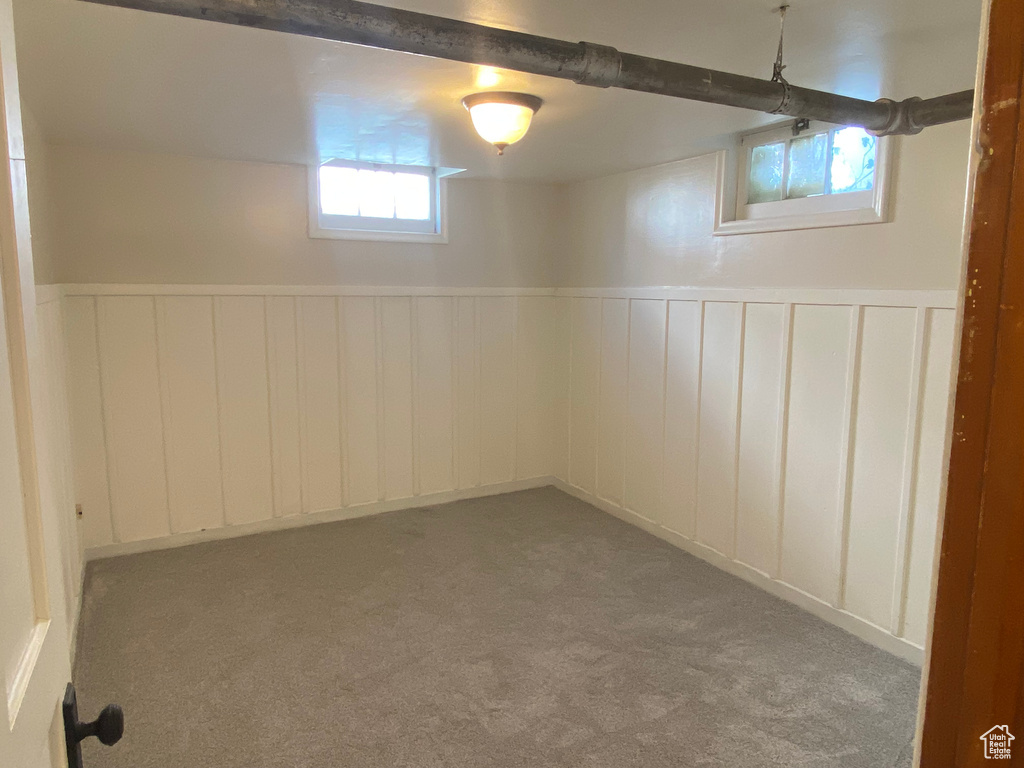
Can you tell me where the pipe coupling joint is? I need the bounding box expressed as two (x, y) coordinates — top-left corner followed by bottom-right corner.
(575, 42), (622, 88)
(870, 97), (924, 136)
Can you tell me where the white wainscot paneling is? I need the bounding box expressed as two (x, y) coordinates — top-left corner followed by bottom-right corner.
(624, 299), (666, 523)
(902, 309), (957, 645)
(34, 298), (82, 638)
(64, 297), (114, 547)
(96, 297), (170, 542)
(155, 296), (225, 533)
(780, 304), (855, 603)
(455, 297), (480, 490)
(381, 297), (415, 500)
(549, 297), (572, 481)
(214, 297), (274, 526)
(266, 296), (302, 517)
(69, 289), (565, 556)
(558, 288), (958, 662)
(477, 297), (516, 485)
(517, 296), (567, 481)
(662, 300), (702, 539)
(843, 306), (919, 628)
(65, 284), (958, 664)
(297, 296), (343, 513)
(736, 303), (788, 577)
(415, 297), (455, 495)
(596, 298), (628, 505)
(569, 297), (601, 493)
(342, 297), (381, 506)
(695, 302), (742, 557)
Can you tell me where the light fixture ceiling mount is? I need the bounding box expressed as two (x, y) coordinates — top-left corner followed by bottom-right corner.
(461, 92), (543, 155)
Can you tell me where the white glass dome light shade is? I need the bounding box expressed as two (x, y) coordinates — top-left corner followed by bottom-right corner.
(469, 103), (534, 147)
(462, 92), (544, 155)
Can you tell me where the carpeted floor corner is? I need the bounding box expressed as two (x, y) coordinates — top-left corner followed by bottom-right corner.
(74, 487), (920, 768)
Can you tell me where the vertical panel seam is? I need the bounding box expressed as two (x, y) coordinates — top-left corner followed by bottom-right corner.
(512, 296), (520, 482)
(93, 297), (120, 544)
(295, 298), (308, 514)
(210, 297), (228, 527)
(621, 299), (632, 506)
(455, 299), (465, 490)
(567, 299), (576, 486)
(267, 297), (281, 515)
(731, 303), (747, 561)
(834, 305), (865, 609)
(411, 298), (421, 496)
(261, 296), (279, 519)
(594, 299), (604, 497)
(474, 296), (482, 487)
(892, 306), (930, 636)
(337, 297), (350, 508)
(291, 297), (304, 515)
(409, 296), (417, 495)
(693, 300), (706, 541)
(449, 296), (458, 492)
(774, 303), (795, 580)
(152, 296), (174, 534)
(623, 300), (634, 511)
(374, 298), (386, 501)
(657, 300), (671, 526)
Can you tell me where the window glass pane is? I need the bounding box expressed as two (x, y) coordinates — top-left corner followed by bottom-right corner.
(786, 133), (828, 199)
(748, 142), (785, 204)
(356, 169), (396, 218)
(393, 172), (431, 220)
(830, 127), (876, 194)
(318, 166), (360, 216)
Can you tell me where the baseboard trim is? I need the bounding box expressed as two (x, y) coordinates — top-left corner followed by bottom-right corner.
(551, 478), (925, 666)
(85, 476), (556, 561)
(69, 557), (87, 668)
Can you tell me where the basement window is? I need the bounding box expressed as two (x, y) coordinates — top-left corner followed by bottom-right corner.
(714, 120), (894, 235)
(309, 160), (447, 243)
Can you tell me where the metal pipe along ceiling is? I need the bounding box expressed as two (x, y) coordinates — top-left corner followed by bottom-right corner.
(78, 0), (975, 135)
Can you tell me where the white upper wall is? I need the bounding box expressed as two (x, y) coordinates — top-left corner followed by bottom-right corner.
(556, 119), (972, 290)
(39, 112), (972, 290)
(45, 145), (565, 286)
(17, 0), (982, 289)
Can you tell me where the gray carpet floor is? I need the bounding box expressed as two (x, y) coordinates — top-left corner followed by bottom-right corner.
(75, 487), (920, 768)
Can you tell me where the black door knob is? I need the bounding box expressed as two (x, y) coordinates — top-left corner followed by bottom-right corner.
(63, 683), (124, 768)
(77, 703), (124, 746)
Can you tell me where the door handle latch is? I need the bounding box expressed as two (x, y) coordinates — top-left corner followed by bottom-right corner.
(62, 683), (124, 768)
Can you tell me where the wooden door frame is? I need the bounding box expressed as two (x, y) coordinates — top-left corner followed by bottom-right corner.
(918, 0), (1024, 764)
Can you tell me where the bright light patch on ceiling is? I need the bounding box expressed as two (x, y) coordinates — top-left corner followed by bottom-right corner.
(475, 66), (502, 88)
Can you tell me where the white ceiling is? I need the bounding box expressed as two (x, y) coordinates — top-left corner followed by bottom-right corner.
(13, 0), (982, 181)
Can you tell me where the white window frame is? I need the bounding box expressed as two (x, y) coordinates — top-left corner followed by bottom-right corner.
(308, 159), (449, 243)
(714, 119), (895, 236)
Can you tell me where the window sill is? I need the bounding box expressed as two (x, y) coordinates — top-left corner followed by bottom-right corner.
(308, 225), (449, 244)
(712, 138), (895, 237)
(714, 205), (888, 236)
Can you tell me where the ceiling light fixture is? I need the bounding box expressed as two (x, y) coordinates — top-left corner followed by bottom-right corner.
(461, 92), (543, 155)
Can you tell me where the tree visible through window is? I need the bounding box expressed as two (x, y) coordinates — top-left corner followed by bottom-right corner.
(747, 126), (877, 204)
(716, 120), (892, 235)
